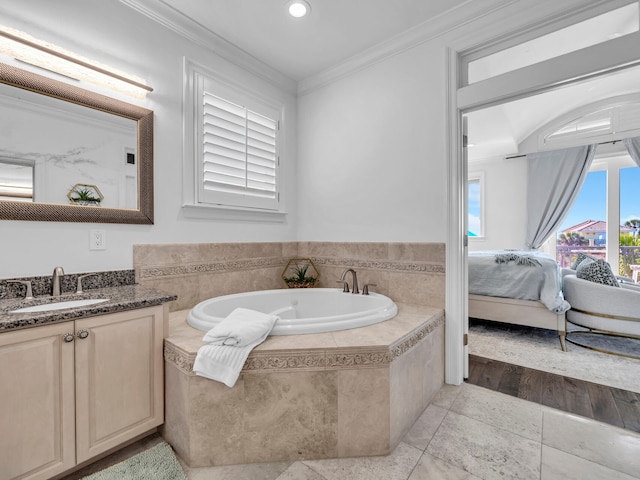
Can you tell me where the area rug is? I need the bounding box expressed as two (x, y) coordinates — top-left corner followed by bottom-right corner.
(469, 318), (640, 393)
(81, 442), (187, 480)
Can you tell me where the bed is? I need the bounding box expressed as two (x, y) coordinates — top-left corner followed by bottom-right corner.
(468, 250), (568, 351)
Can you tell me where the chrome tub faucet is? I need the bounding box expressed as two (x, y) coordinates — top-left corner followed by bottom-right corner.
(339, 268), (359, 294)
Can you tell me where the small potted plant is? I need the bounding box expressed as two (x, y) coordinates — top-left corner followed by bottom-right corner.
(67, 183), (104, 206)
(282, 258), (319, 288)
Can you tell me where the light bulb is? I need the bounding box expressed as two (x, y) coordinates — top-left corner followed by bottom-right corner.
(287, 1), (310, 18)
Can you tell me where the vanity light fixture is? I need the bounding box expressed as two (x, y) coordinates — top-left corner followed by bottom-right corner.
(286, 0), (311, 18)
(0, 25), (152, 99)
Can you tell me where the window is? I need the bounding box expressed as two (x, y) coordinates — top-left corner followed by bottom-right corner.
(620, 166), (640, 277)
(465, 3), (639, 85)
(199, 92), (279, 210)
(182, 60), (286, 220)
(556, 157), (640, 279)
(543, 102), (640, 149)
(557, 171), (606, 266)
(468, 177), (483, 238)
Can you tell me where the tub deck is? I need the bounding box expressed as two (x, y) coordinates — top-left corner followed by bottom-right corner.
(163, 302), (445, 467)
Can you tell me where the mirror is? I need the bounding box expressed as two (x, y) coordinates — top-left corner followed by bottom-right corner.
(0, 62), (153, 224)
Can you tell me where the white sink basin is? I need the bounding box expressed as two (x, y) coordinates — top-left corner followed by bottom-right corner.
(11, 298), (109, 313)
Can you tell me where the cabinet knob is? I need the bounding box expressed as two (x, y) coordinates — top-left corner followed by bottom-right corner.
(62, 333), (75, 343)
(76, 329), (90, 339)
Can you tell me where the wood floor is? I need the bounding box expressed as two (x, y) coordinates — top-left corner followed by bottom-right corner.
(467, 354), (640, 434)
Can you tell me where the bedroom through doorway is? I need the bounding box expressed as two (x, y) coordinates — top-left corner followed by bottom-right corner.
(459, 7), (640, 426)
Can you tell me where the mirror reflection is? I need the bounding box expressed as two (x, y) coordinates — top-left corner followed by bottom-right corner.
(0, 83), (138, 209)
(0, 61), (153, 224)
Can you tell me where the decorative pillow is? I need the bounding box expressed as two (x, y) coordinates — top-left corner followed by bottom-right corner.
(575, 258), (620, 287)
(571, 252), (597, 270)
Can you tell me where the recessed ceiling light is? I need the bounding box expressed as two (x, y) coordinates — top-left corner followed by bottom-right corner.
(286, 0), (311, 18)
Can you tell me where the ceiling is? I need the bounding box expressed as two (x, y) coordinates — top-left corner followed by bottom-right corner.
(466, 64), (640, 160)
(129, 0), (639, 159)
(156, 0), (468, 81)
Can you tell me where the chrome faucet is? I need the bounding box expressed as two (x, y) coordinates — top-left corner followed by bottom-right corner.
(339, 268), (359, 294)
(52, 266), (64, 296)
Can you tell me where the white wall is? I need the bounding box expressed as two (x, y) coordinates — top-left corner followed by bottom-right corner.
(468, 156), (528, 251)
(0, 0), (619, 279)
(297, 42), (447, 242)
(0, 0), (298, 277)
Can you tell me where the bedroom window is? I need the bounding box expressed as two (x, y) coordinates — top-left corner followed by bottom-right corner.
(468, 177), (483, 238)
(619, 166), (640, 278)
(557, 159), (640, 279)
(557, 171), (606, 267)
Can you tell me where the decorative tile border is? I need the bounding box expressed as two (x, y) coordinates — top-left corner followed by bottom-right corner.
(140, 255), (445, 281)
(311, 256), (446, 275)
(139, 257), (287, 279)
(327, 350), (391, 369)
(164, 314), (445, 376)
(164, 343), (195, 375)
(244, 350), (327, 373)
(390, 313), (445, 360)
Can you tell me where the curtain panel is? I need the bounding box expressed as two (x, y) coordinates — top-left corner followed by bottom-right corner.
(623, 136), (640, 168)
(525, 145), (596, 250)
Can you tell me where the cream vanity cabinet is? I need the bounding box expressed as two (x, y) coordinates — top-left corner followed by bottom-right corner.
(0, 305), (164, 480)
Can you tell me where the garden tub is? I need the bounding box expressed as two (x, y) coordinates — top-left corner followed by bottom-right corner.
(187, 288), (398, 335)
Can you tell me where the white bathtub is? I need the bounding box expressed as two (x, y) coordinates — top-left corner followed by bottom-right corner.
(187, 288), (398, 335)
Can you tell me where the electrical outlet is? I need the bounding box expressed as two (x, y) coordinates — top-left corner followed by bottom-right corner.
(89, 229), (106, 250)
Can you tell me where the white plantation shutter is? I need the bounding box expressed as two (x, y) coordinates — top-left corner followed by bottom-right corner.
(198, 92), (279, 209)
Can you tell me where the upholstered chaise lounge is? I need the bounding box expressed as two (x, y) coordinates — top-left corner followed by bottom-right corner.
(562, 274), (640, 358)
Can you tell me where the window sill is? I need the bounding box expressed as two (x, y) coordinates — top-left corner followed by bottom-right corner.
(181, 203), (287, 223)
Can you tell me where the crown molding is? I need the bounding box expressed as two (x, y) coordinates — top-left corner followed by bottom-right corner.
(297, 0), (518, 96)
(119, 0), (297, 95)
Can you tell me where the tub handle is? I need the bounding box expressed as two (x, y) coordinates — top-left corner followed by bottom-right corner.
(336, 280), (349, 293)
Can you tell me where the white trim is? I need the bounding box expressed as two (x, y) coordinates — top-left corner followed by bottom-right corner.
(181, 203), (287, 223)
(446, 46), (466, 385)
(119, 0), (297, 95)
(607, 167), (621, 274)
(458, 31), (640, 112)
(297, 0), (516, 96)
(459, 0), (635, 82)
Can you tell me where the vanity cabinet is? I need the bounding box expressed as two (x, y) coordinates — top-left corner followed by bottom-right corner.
(0, 305), (165, 480)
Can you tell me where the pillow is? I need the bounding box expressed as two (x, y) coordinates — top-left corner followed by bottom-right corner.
(571, 252), (597, 270)
(575, 258), (620, 287)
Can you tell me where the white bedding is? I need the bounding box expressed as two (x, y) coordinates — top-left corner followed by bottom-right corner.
(469, 250), (570, 313)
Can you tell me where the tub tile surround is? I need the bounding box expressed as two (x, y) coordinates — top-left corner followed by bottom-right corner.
(163, 304), (445, 467)
(134, 241), (446, 466)
(134, 242), (446, 312)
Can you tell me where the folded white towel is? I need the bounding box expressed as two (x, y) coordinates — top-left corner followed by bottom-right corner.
(193, 307), (278, 387)
(202, 307), (279, 347)
(193, 343), (257, 387)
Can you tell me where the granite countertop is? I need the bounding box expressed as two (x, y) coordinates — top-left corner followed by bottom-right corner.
(0, 285), (177, 332)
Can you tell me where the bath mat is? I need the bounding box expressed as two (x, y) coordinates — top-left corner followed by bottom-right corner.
(81, 442), (187, 480)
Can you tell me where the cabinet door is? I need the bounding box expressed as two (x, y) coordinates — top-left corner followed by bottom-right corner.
(75, 306), (164, 463)
(0, 322), (75, 480)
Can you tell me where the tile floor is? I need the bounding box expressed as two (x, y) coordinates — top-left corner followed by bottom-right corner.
(180, 382), (640, 480)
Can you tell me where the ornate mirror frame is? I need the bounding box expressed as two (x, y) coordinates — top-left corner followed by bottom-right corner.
(0, 62), (153, 224)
